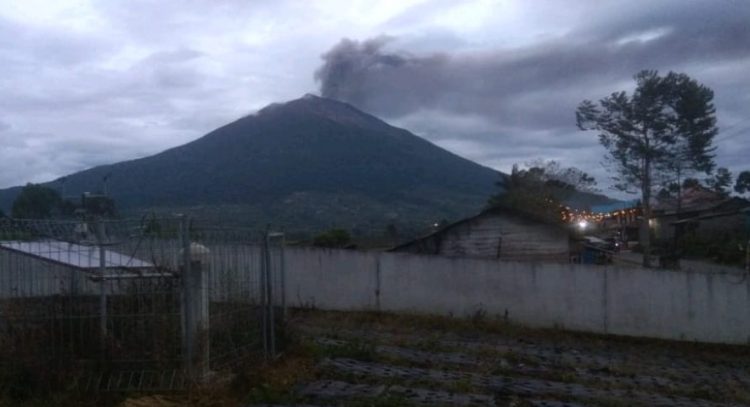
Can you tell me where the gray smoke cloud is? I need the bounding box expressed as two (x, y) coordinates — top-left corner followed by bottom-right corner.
(314, 0), (750, 190)
(316, 29), (750, 127)
(2, 0), (748, 193)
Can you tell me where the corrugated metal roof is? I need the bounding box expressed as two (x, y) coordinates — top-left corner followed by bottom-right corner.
(0, 240), (154, 270)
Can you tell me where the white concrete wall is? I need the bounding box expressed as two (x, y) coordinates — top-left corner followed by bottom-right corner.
(284, 247), (750, 345)
(680, 259), (747, 274)
(284, 247), (379, 310)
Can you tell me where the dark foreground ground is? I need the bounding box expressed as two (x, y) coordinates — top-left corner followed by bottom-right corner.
(121, 309), (750, 407)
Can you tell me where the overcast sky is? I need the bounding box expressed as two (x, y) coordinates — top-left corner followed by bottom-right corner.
(1, 0), (748, 197)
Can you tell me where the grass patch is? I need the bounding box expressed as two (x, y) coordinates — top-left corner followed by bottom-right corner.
(289, 308), (750, 363)
(315, 338), (378, 362)
(289, 308), (750, 405)
(236, 336), (318, 405)
(344, 394), (417, 407)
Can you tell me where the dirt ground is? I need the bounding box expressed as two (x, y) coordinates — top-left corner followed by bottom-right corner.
(238, 309), (750, 407)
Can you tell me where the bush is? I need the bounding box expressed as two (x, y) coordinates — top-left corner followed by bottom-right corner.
(312, 229), (351, 248)
(678, 233), (748, 266)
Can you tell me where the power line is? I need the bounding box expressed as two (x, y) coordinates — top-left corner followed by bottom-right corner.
(716, 123), (750, 143)
(719, 118), (745, 133)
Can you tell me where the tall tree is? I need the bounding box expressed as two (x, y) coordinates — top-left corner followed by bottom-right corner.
(659, 72), (718, 211)
(735, 171), (750, 195)
(11, 184), (63, 219)
(576, 70), (717, 267)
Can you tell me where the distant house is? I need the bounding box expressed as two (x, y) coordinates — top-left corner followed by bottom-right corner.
(589, 199), (641, 243)
(650, 186), (750, 241)
(668, 199), (750, 242)
(392, 206), (571, 262)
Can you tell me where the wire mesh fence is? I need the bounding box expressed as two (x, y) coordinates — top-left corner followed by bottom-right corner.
(0, 216), (285, 394)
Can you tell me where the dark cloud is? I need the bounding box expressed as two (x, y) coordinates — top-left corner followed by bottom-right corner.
(1, 0), (748, 195)
(316, 1), (750, 191)
(317, 10), (749, 124)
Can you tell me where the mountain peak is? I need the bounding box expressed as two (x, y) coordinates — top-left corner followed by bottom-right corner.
(257, 94), (382, 129)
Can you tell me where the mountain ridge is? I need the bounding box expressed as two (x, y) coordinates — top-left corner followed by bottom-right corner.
(0, 95), (505, 234)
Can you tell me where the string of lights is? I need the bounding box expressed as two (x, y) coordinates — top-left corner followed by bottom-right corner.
(561, 206), (641, 225)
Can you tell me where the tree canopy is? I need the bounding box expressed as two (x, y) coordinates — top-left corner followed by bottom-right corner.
(735, 171), (750, 195)
(682, 178), (701, 189)
(576, 70), (719, 267)
(523, 159), (599, 194)
(487, 161), (592, 223)
(704, 167), (733, 198)
(11, 184), (64, 219)
(313, 228), (352, 248)
(659, 72), (718, 210)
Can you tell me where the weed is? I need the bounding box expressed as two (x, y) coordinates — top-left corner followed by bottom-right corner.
(447, 376), (477, 393)
(345, 393), (416, 407)
(318, 338), (378, 362)
(409, 336), (446, 353)
(470, 307), (487, 326)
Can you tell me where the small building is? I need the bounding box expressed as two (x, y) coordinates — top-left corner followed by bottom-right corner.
(589, 199), (641, 244)
(671, 205), (750, 241)
(392, 206), (571, 262)
(0, 239), (156, 298)
(650, 187), (750, 242)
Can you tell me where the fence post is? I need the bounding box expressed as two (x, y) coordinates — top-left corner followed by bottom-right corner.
(259, 230), (277, 360)
(266, 232), (286, 320)
(180, 216), (209, 379)
(96, 219), (108, 360)
(180, 216), (192, 375)
(191, 249), (210, 377)
(279, 234), (286, 320)
(266, 231), (275, 358)
(259, 231), (267, 358)
(180, 215), (210, 380)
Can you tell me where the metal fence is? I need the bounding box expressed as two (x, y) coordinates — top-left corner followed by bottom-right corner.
(0, 216), (285, 392)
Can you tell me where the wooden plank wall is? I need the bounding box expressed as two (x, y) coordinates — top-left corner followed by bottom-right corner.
(398, 213), (570, 262)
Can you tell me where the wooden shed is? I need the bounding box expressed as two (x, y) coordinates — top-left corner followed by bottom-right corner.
(392, 206), (571, 262)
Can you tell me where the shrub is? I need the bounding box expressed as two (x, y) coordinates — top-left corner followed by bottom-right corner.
(312, 229), (351, 248)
